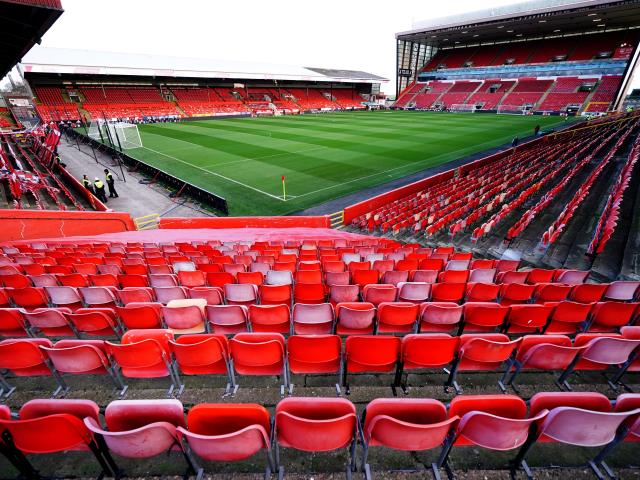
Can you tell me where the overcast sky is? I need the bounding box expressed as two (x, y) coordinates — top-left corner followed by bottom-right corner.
(12, 0), (640, 95)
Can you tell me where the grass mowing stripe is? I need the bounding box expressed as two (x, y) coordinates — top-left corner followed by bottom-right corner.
(129, 111), (573, 216)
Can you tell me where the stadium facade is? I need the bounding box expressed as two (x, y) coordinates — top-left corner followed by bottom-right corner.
(395, 0), (640, 114)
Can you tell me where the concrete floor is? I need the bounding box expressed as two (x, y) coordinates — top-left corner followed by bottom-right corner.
(57, 135), (214, 219)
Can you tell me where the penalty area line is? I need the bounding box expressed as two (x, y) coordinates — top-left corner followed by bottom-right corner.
(139, 146), (285, 201)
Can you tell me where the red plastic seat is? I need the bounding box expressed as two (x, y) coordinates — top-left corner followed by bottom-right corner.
(587, 301), (638, 332)
(117, 274), (149, 288)
(499, 283), (535, 305)
(237, 271), (264, 286)
(419, 258), (444, 272)
(410, 270), (438, 283)
(40, 339), (125, 394)
(533, 283), (572, 303)
(465, 282), (500, 302)
(78, 285), (119, 307)
(224, 263), (247, 276)
(496, 270), (528, 284)
(0, 399), (114, 477)
(381, 270), (409, 286)
(287, 334), (342, 394)
(229, 332), (287, 394)
(106, 329), (181, 398)
(205, 305), (249, 334)
(116, 287), (154, 305)
(149, 274), (178, 288)
(275, 397), (357, 476)
(343, 335), (400, 394)
(329, 284), (359, 306)
(23, 307), (77, 337)
(162, 305), (206, 334)
(153, 286), (188, 304)
(543, 301), (593, 334)
(335, 302), (376, 335)
(177, 270), (207, 288)
(116, 302), (163, 329)
(8, 287), (49, 309)
(569, 283), (608, 303)
(352, 269), (379, 288)
(361, 398), (457, 477)
(436, 395), (546, 476)
(395, 334), (460, 393)
(323, 261), (346, 273)
(503, 304), (553, 334)
(557, 334), (640, 389)
(419, 302), (463, 333)
(58, 273), (90, 288)
(0, 338), (61, 397)
(206, 272), (236, 288)
(291, 303), (334, 334)
(495, 260), (520, 273)
(512, 392), (639, 475)
(431, 282), (467, 303)
(524, 268), (555, 284)
(223, 283), (258, 306)
(188, 286), (223, 305)
(84, 399), (191, 473)
(248, 304), (290, 333)
(468, 268), (496, 283)
(362, 284), (397, 306)
(446, 334), (522, 394)
(0, 273), (31, 288)
(552, 269), (589, 284)
(293, 283), (326, 304)
(259, 284), (292, 306)
(376, 302), (420, 334)
(501, 335), (586, 392)
(438, 270), (469, 284)
(66, 307), (123, 337)
(604, 281), (640, 301)
(30, 274), (60, 287)
(178, 403), (272, 471)
(169, 334), (232, 393)
(89, 273), (120, 287)
(265, 270), (293, 285)
(0, 308), (28, 336)
(397, 282), (431, 304)
(463, 302), (509, 332)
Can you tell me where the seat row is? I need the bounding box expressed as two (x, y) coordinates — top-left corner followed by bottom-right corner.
(1, 393), (638, 479)
(1, 328), (638, 399)
(2, 297), (639, 339)
(2, 278), (638, 315)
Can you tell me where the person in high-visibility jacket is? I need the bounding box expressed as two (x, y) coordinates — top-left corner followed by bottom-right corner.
(104, 169), (119, 198)
(82, 175), (94, 194)
(93, 177), (108, 203)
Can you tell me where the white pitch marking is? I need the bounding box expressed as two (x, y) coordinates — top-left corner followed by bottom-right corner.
(139, 146), (285, 201)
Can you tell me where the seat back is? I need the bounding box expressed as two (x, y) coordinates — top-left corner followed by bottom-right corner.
(287, 335), (342, 374)
(276, 397), (356, 452)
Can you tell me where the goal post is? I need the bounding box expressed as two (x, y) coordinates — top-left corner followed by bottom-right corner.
(110, 122), (143, 150)
(497, 104), (529, 115)
(87, 120), (142, 149)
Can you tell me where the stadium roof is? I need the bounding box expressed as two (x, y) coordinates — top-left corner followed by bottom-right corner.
(0, 0), (63, 78)
(20, 47), (388, 84)
(397, 0), (640, 46)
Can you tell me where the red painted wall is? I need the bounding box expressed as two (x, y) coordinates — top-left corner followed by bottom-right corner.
(0, 209), (136, 242)
(343, 137), (544, 225)
(159, 216), (331, 229)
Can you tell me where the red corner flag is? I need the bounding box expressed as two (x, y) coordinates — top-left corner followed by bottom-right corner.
(281, 175), (286, 200)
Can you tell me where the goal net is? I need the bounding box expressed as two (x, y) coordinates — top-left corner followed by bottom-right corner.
(497, 104), (529, 115)
(87, 121), (142, 149)
(450, 103), (477, 112)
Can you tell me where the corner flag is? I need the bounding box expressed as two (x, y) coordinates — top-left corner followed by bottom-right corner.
(281, 175), (286, 200)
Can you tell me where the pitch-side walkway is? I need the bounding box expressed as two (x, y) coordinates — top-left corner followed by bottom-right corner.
(57, 136), (214, 219)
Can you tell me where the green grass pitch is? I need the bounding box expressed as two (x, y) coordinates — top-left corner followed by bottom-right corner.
(125, 111), (570, 216)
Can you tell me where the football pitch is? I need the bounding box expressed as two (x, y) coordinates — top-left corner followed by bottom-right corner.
(125, 111), (570, 216)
